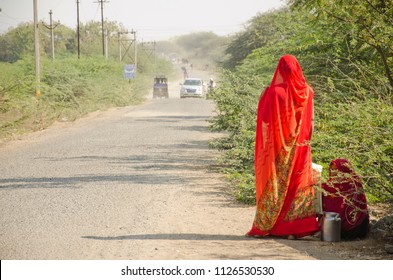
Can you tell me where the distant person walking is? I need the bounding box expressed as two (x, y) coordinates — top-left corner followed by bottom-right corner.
(247, 54), (319, 239)
(182, 67), (188, 79)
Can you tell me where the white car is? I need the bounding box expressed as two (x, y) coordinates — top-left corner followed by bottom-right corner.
(180, 78), (205, 98)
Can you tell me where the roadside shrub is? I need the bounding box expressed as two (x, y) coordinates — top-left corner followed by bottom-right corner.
(209, 70), (261, 203)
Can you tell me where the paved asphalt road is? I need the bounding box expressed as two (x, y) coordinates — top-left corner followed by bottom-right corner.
(0, 82), (319, 259)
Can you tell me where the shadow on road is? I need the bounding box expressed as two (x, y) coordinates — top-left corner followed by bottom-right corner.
(0, 174), (183, 190)
(82, 233), (250, 241)
(0, 138), (223, 190)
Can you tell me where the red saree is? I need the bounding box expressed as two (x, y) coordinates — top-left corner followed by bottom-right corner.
(248, 55), (319, 238)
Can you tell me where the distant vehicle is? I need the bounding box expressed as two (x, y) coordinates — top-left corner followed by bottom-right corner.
(153, 75), (169, 98)
(180, 78), (205, 98)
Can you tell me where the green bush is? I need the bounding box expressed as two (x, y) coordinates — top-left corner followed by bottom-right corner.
(313, 100), (393, 202)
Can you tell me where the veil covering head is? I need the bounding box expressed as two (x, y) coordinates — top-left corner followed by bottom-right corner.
(249, 54), (318, 237)
(270, 54), (310, 105)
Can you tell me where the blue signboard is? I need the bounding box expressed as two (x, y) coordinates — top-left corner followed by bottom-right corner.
(124, 64), (135, 79)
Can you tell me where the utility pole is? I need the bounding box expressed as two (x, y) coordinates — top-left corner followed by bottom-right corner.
(76, 0), (80, 59)
(42, 10), (59, 60)
(141, 40), (156, 65)
(118, 30), (137, 72)
(49, 10), (55, 60)
(95, 0), (108, 57)
(118, 32), (121, 62)
(33, 0), (40, 98)
(105, 29), (108, 60)
(134, 30), (137, 73)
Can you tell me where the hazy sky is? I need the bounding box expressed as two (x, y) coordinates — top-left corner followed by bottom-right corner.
(0, 0), (285, 40)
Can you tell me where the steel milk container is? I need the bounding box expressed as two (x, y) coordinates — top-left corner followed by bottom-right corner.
(321, 212), (341, 242)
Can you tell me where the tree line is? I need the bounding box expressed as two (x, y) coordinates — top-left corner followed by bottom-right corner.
(0, 20), (131, 62)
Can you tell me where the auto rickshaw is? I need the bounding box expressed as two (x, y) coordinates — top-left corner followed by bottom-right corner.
(153, 75), (169, 98)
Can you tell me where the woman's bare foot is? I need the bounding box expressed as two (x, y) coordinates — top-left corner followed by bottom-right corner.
(287, 235), (296, 240)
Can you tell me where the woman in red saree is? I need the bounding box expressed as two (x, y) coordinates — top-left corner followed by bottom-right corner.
(322, 158), (369, 239)
(248, 54), (319, 238)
